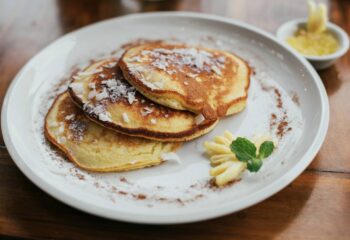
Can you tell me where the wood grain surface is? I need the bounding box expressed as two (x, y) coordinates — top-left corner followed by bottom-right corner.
(0, 0), (349, 239)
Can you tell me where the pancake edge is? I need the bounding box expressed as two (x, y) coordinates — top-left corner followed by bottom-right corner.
(44, 92), (181, 172)
(119, 49), (251, 118)
(68, 88), (219, 142)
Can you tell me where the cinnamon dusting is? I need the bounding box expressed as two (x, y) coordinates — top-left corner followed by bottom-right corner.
(259, 80), (293, 139)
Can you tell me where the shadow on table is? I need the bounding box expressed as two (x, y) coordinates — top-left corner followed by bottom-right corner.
(1, 164), (317, 239)
(318, 65), (342, 96)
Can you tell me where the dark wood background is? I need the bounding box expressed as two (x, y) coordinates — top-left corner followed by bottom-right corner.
(0, 0), (349, 239)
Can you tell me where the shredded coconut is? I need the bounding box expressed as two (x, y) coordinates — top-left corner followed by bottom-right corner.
(57, 136), (66, 144)
(195, 114), (205, 125)
(72, 75), (81, 80)
(78, 68), (102, 76)
(161, 152), (182, 164)
(186, 73), (198, 78)
(217, 56), (226, 63)
(49, 122), (59, 127)
(58, 125), (65, 134)
(129, 56), (143, 63)
(88, 90), (97, 100)
(83, 103), (106, 118)
(166, 69), (176, 75)
(95, 88), (109, 101)
(105, 62), (117, 68)
(141, 50), (152, 55)
(152, 60), (168, 71)
(88, 82), (95, 89)
(122, 113), (130, 123)
(65, 114), (75, 121)
(93, 104), (105, 114)
(138, 47), (225, 77)
(69, 82), (84, 94)
(98, 112), (112, 122)
(150, 118), (157, 124)
(141, 107), (153, 116)
(127, 92), (136, 105)
(99, 77), (136, 103)
(211, 65), (222, 76)
(152, 79), (165, 89)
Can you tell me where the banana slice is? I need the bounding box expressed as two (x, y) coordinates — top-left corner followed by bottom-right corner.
(204, 130), (276, 187)
(307, 1), (328, 33)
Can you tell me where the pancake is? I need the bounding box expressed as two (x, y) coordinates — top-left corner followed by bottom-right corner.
(68, 58), (218, 142)
(44, 92), (181, 172)
(119, 43), (250, 119)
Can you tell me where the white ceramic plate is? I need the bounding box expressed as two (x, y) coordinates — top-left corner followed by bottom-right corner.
(1, 12), (329, 224)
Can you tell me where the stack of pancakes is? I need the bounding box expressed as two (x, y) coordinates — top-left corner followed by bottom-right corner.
(45, 42), (250, 172)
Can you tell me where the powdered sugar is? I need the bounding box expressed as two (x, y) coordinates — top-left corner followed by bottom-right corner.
(137, 47), (226, 76)
(68, 119), (87, 141)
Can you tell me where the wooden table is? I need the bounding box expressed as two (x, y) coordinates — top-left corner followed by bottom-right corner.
(0, 0), (349, 239)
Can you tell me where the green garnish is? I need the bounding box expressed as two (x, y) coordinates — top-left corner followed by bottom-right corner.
(230, 137), (275, 172)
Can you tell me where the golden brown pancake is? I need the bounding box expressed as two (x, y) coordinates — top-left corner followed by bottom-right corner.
(68, 58), (218, 142)
(45, 92), (181, 172)
(119, 43), (250, 119)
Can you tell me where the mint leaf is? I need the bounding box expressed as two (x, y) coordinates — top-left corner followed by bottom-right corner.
(230, 137), (275, 173)
(247, 158), (263, 172)
(258, 141), (274, 159)
(230, 137), (256, 161)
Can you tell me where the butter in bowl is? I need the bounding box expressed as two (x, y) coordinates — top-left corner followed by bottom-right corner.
(277, 1), (349, 70)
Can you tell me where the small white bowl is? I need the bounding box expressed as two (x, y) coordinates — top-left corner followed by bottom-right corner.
(277, 18), (349, 70)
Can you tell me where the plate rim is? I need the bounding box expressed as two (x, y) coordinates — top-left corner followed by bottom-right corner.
(1, 11), (329, 224)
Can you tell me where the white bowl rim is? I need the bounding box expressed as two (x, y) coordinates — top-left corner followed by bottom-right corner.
(276, 18), (350, 61)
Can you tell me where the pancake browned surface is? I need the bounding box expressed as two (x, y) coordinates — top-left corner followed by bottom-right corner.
(68, 58), (218, 142)
(119, 43), (250, 119)
(44, 92), (180, 172)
